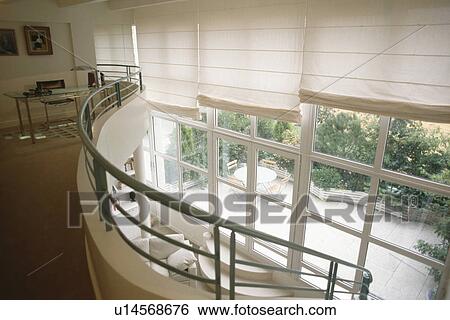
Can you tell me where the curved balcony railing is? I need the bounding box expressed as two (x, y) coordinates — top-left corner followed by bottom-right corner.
(78, 64), (373, 300)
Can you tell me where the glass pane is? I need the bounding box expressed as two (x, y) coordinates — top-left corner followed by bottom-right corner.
(218, 137), (248, 187)
(254, 242), (287, 266)
(153, 117), (177, 157)
(182, 168), (209, 212)
(180, 125), (208, 169)
(309, 162), (371, 230)
(257, 117), (300, 146)
(365, 243), (440, 299)
(144, 150), (152, 183)
(217, 180), (248, 224)
(383, 119), (450, 186)
(156, 156), (179, 192)
(257, 150), (295, 204)
(303, 217), (361, 279)
(217, 110), (250, 135)
(255, 196), (291, 253)
(372, 181), (448, 257)
(217, 180), (247, 243)
(314, 106), (380, 165)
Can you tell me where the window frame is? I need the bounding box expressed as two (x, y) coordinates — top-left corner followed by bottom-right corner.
(141, 105), (450, 299)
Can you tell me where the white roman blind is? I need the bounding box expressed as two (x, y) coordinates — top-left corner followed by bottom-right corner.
(134, 0), (200, 118)
(197, 0), (306, 123)
(299, 0), (450, 123)
(94, 24), (135, 66)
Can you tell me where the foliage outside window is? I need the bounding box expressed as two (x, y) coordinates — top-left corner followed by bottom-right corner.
(217, 110), (251, 135)
(311, 162), (371, 192)
(314, 106), (380, 165)
(257, 117), (300, 146)
(384, 119), (450, 186)
(180, 125), (208, 169)
(374, 180), (449, 288)
(218, 138), (248, 185)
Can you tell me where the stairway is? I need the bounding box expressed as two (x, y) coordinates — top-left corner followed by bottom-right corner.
(198, 235), (293, 298)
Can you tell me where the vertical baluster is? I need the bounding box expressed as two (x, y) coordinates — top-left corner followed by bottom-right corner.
(229, 231), (236, 300)
(359, 271), (372, 300)
(115, 82), (122, 107)
(213, 225), (222, 300)
(83, 98), (93, 140)
(325, 261), (334, 300)
(93, 160), (112, 232)
(329, 263), (338, 300)
(139, 71), (143, 91)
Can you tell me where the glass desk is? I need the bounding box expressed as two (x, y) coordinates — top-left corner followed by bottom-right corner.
(4, 87), (92, 143)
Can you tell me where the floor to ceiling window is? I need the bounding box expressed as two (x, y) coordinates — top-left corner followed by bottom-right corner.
(141, 105), (449, 300)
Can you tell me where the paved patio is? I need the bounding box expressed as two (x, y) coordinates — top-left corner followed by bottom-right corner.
(182, 174), (441, 299)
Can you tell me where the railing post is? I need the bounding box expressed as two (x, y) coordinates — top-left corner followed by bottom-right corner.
(229, 231), (236, 300)
(139, 71), (143, 92)
(126, 66), (131, 82)
(328, 263), (338, 300)
(359, 271), (372, 300)
(83, 102), (93, 140)
(213, 225), (222, 300)
(325, 261), (334, 300)
(93, 160), (112, 232)
(115, 82), (122, 107)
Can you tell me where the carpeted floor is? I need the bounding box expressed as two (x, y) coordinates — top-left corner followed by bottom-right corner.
(0, 133), (95, 299)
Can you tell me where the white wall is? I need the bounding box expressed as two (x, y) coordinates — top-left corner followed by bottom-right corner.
(0, 20), (77, 128)
(0, 0), (134, 129)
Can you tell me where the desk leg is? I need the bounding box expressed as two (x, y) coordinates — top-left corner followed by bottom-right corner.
(15, 99), (25, 135)
(74, 97), (79, 115)
(24, 99), (36, 144)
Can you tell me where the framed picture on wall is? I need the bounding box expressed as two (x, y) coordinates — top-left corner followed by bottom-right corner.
(0, 29), (19, 56)
(24, 26), (53, 55)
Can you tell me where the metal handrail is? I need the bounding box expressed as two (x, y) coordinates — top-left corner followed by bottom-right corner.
(78, 64), (373, 300)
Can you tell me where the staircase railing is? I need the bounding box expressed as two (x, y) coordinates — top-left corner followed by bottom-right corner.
(78, 64), (373, 300)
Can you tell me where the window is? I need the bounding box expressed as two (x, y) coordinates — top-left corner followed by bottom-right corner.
(303, 217), (361, 279)
(181, 125), (208, 169)
(155, 156), (179, 192)
(257, 117), (300, 146)
(141, 104), (449, 300)
(308, 162), (371, 230)
(365, 244), (438, 299)
(314, 106), (380, 165)
(254, 196), (291, 253)
(182, 168), (209, 212)
(217, 110), (251, 135)
(257, 149), (295, 204)
(372, 181), (448, 256)
(153, 117), (177, 157)
(383, 119), (450, 186)
(218, 137), (248, 187)
(217, 180), (247, 243)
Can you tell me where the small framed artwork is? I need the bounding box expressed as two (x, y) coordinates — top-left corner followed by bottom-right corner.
(0, 29), (19, 56)
(24, 26), (53, 55)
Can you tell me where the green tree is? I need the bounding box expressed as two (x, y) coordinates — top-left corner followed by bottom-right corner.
(314, 107), (379, 165)
(218, 110), (251, 134)
(384, 119), (450, 186)
(415, 216), (450, 283)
